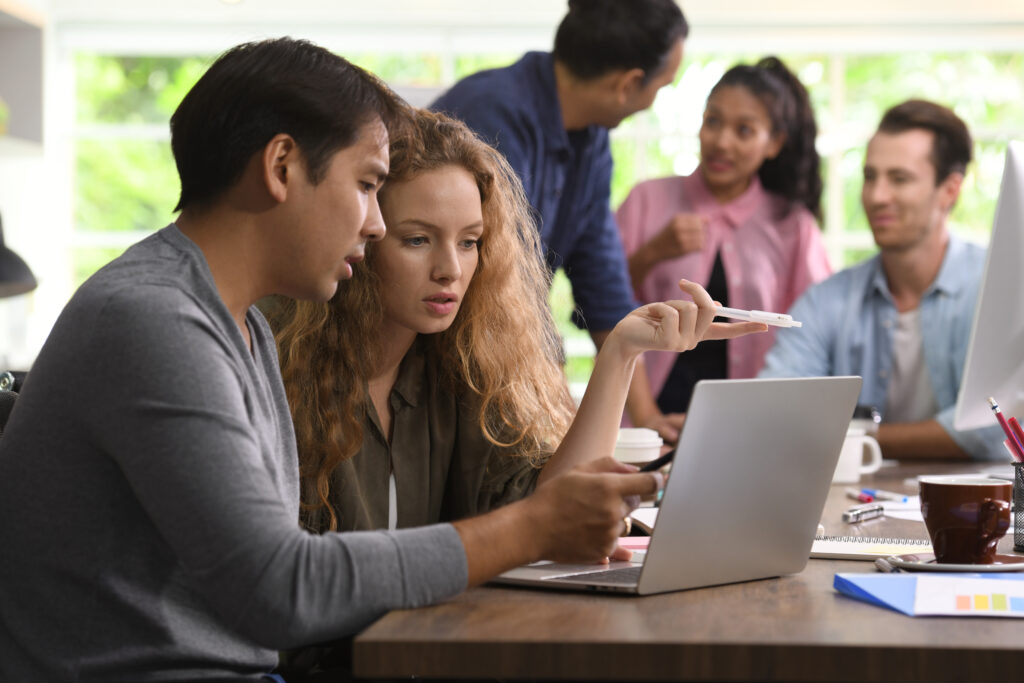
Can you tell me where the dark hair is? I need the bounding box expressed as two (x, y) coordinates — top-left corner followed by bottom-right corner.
(877, 99), (973, 184)
(552, 0), (688, 83)
(171, 37), (407, 212)
(711, 56), (822, 221)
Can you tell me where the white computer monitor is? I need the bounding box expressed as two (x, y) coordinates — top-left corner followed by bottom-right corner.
(955, 141), (1024, 430)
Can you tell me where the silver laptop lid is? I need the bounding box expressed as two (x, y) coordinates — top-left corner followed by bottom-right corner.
(637, 376), (860, 594)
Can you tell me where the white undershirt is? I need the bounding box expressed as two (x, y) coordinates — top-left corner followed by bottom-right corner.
(388, 473), (397, 530)
(884, 308), (939, 423)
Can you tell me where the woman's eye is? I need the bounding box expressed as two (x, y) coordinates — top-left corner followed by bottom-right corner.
(460, 239), (480, 249)
(405, 236), (426, 246)
(359, 181), (375, 193)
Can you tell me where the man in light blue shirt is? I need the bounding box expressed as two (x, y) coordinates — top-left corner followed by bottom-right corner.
(760, 99), (1002, 460)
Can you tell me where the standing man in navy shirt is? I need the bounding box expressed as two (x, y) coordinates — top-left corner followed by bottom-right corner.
(432, 0), (688, 435)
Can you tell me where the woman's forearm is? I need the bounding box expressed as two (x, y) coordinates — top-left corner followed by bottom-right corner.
(539, 331), (637, 484)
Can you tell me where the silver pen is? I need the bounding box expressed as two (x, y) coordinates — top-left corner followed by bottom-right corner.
(714, 306), (803, 328)
(842, 503), (884, 523)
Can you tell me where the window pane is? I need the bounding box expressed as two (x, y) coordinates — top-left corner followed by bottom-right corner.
(453, 54), (517, 79)
(346, 53), (442, 84)
(547, 268), (594, 382)
(610, 135), (684, 208)
(951, 140), (1007, 242)
(845, 53), (1024, 131)
(841, 145), (871, 237)
(72, 247), (127, 289)
(75, 55), (210, 125)
(75, 138), (178, 236)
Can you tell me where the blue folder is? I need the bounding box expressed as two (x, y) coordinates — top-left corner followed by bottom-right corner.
(834, 573), (1024, 616)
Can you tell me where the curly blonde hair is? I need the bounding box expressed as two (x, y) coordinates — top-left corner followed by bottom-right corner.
(272, 109), (575, 531)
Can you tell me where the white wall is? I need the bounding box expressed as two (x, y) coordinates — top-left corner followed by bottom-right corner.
(45, 0), (1024, 56)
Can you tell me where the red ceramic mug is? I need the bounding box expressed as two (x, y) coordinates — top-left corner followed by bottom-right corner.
(919, 477), (1012, 565)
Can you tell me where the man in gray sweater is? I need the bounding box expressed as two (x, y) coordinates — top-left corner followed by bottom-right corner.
(0, 38), (662, 681)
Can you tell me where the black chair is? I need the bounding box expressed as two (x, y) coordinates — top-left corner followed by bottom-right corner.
(0, 370), (18, 436)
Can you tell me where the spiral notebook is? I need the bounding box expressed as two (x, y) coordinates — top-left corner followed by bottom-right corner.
(811, 534), (932, 560)
(632, 516), (933, 561)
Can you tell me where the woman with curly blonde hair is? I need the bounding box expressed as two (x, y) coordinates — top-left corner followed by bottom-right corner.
(272, 108), (764, 534)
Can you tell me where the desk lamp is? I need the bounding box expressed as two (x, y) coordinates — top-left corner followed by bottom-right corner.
(0, 211), (37, 298)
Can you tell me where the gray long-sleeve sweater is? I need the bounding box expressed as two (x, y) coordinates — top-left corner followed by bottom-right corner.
(0, 225), (468, 681)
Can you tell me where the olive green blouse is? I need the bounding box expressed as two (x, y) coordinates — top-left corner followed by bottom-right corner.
(305, 339), (545, 534)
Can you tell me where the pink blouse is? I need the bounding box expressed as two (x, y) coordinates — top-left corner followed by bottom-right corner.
(616, 171), (831, 399)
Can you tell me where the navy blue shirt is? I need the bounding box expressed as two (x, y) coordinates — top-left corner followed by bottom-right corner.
(432, 51), (637, 332)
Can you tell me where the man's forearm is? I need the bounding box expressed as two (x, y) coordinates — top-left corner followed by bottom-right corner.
(877, 420), (971, 460)
(454, 462), (664, 585)
(452, 498), (542, 587)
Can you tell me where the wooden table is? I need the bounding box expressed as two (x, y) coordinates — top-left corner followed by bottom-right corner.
(353, 462), (1024, 682)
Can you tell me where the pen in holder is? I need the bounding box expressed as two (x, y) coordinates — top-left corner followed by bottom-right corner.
(1015, 463), (1024, 552)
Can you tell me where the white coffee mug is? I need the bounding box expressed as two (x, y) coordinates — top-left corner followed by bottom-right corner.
(831, 426), (883, 484)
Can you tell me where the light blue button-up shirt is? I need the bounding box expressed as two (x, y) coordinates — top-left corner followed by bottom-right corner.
(760, 235), (1003, 460)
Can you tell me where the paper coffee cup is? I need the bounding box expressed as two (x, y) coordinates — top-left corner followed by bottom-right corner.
(614, 427), (663, 464)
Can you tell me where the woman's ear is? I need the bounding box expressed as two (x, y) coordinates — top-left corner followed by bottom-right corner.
(765, 131), (787, 161)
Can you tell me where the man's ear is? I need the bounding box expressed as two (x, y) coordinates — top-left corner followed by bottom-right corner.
(614, 68), (647, 105)
(262, 134), (298, 204)
(937, 171), (964, 212)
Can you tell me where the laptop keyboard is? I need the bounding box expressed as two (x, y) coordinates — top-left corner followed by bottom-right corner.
(546, 565), (643, 585)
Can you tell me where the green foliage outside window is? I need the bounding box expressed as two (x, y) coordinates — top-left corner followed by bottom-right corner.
(75, 139), (178, 232)
(76, 55), (211, 124)
(74, 55), (212, 284)
(346, 53), (443, 84)
(453, 54), (518, 79)
(73, 139), (179, 283)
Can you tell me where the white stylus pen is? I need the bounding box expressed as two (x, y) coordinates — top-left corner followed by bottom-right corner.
(714, 306), (803, 328)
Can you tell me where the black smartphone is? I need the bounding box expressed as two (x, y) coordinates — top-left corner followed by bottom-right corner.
(640, 450), (673, 472)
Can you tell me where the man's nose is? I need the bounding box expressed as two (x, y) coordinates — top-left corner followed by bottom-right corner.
(363, 194), (385, 242)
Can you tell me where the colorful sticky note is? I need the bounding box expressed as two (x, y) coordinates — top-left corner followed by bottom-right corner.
(617, 536), (650, 551)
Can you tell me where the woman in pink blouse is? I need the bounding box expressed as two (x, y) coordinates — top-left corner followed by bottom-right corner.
(617, 57), (831, 441)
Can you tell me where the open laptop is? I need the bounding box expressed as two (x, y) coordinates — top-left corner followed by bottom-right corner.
(494, 376), (861, 595)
